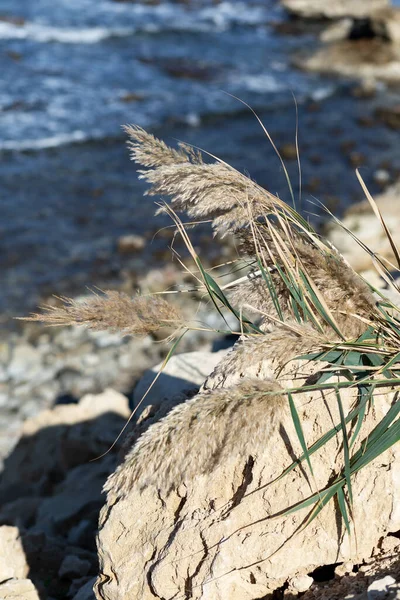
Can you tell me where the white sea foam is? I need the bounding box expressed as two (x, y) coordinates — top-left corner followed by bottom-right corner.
(233, 73), (285, 94)
(0, 21), (135, 44)
(0, 1), (271, 45)
(199, 1), (268, 28)
(311, 86), (335, 102)
(0, 130), (88, 151)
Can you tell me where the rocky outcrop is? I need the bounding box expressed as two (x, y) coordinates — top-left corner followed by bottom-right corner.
(295, 37), (400, 83)
(0, 526), (29, 582)
(94, 345), (400, 599)
(0, 578), (40, 599)
(283, 0), (400, 83)
(281, 0), (388, 20)
(325, 179), (400, 274)
(0, 389), (130, 600)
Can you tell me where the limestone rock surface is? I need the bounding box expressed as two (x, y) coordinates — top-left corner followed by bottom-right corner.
(0, 579), (40, 600)
(95, 347), (400, 600)
(0, 525), (29, 582)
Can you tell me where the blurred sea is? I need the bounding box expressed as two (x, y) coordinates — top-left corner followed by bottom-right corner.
(1, 0), (400, 324)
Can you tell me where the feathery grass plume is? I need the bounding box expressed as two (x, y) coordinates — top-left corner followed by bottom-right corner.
(231, 225), (376, 339)
(104, 378), (286, 499)
(202, 322), (331, 392)
(124, 125), (192, 168)
(125, 125), (377, 340)
(125, 124), (290, 236)
(21, 290), (183, 337)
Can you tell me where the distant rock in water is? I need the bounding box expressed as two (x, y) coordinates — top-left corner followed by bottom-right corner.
(281, 0), (389, 20)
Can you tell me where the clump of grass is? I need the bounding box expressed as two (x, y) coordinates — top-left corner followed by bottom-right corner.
(23, 124), (400, 533)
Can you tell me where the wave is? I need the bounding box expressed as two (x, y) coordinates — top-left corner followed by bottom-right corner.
(0, 130), (90, 151)
(0, 1), (272, 44)
(0, 22), (135, 44)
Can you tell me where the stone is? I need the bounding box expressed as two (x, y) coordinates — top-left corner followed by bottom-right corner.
(368, 576), (397, 599)
(287, 574), (314, 592)
(89, 331), (127, 349)
(0, 525), (29, 582)
(380, 536), (400, 553)
(0, 389), (130, 500)
(281, 0), (388, 19)
(375, 105), (400, 130)
(117, 234), (145, 254)
(133, 349), (229, 409)
(374, 7), (400, 45)
(0, 497), (40, 529)
(7, 344), (41, 384)
(0, 579), (40, 600)
(320, 18), (353, 43)
(325, 180), (400, 273)
(59, 555), (91, 579)
(72, 577), (96, 600)
(95, 346), (400, 599)
(35, 456), (116, 536)
(295, 39), (400, 84)
(335, 562), (355, 577)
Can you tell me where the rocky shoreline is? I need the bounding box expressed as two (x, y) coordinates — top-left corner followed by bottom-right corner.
(2, 0), (400, 596)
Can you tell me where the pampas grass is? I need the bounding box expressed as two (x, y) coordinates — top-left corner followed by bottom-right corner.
(23, 123), (400, 528)
(21, 290), (183, 337)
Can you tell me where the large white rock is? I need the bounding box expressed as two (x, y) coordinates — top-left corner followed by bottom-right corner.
(326, 180), (400, 273)
(296, 38), (400, 83)
(0, 526), (29, 583)
(281, 0), (389, 19)
(95, 345), (400, 599)
(0, 579), (40, 600)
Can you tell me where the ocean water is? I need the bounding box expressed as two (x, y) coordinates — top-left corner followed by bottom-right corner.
(0, 0), (399, 323)
(0, 0), (327, 150)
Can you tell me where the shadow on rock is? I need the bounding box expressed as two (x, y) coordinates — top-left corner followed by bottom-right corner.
(0, 389), (131, 600)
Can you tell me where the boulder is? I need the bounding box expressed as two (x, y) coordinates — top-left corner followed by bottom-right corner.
(368, 576), (398, 600)
(0, 579), (40, 600)
(59, 555), (91, 579)
(325, 180), (400, 273)
(295, 38), (400, 83)
(34, 456), (116, 537)
(94, 344), (400, 599)
(281, 0), (388, 20)
(0, 525), (29, 582)
(117, 235), (145, 254)
(0, 389), (130, 500)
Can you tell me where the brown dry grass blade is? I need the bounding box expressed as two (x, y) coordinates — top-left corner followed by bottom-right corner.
(356, 169), (400, 269)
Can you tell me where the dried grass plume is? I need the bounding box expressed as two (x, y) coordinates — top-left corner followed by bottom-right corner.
(20, 290), (183, 337)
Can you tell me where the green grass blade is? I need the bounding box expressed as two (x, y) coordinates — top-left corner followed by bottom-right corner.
(335, 388), (353, 506)
(336, 486), (351, 536)
(352, 418), (400, 473)
(257, 260), (284, 321)
(282, 480), (343, 519)
(349, 384), (373, 448)
(288, 392), (313, 475)
(275, 383), (375, 482)
(195, 257), (262, 334)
